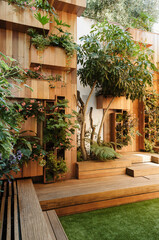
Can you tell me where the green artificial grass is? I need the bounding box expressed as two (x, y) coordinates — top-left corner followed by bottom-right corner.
(60, 199), (159, 240)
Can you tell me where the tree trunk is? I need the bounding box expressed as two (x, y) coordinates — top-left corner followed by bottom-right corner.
(80, 81), (97, 161)
(97, 97), (115, 144)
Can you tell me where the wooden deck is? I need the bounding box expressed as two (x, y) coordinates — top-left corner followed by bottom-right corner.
(35, 173), (159, 216)
(0, 179), (68, 240)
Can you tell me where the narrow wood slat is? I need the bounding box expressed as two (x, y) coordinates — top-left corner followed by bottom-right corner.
(8, 182), (12, 196)
(13, 181), (17, 195)
(0, 196), (6, 239)
(47, 210), (68, 240)
(3, 182), (7, 198)
(17, 179), (52, 240)
(43, 212), (56, 240)
(6, 196), (11, 240)
(14, 195), (19, 240)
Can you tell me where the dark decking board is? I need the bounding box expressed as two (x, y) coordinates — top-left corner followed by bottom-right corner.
(0, 179), (68, 240)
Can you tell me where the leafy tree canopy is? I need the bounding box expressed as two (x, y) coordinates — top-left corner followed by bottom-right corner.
(78, 21), (156, 101)
(83, 0), (159, 31)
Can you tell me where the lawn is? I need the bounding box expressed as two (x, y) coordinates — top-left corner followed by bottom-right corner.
(60, 198), (159, 240)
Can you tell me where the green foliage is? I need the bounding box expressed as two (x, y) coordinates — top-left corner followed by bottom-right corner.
(34, 12), (50, 37)
(14, 133), (46, 166)
(0, 52), (25, 159)
(0, 152), (22, 180)
(143, 90), (159, 150)
(144, 139), (155, 153)
(45, 151), (67, 180)
(31, 34), (50, 50)
(14, 98), (45, 121)
(24, 66), (62, 88)
(115, 112), (138, 149)
(43, 100), (78, 151)
(8, 0), (55, 13)
(84, 0), (159, 31)
(78, 21), (156, 101)
(77, 148), (83, 162)
(91, 143), (119, 161)
(0, 52), (26, 179)
(27, 17), (77, 58)
(34, 12), (50, 25)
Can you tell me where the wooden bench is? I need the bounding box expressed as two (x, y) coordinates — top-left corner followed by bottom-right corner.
(0, 179), (68, 240)
(44, 210), (68, 240)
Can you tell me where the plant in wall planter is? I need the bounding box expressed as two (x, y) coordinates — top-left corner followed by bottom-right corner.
(0, 0), (51, 30)
(8, 0), (55, 13)
(28, 15), (77, 70)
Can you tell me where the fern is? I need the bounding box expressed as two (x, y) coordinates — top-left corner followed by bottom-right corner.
(91, 143), (119, 161)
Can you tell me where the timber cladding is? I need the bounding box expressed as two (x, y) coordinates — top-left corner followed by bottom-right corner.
(0, 0), (86, 179)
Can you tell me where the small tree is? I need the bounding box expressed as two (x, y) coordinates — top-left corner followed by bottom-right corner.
(78, 21), (157, 160)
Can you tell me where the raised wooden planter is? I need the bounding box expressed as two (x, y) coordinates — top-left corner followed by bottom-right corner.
(96, 95), (131, 110)
(76, 159), (132, 179)
(53, 0), (86, 16)
(30, 45), (76, 70)
(0, 0), (50, 31)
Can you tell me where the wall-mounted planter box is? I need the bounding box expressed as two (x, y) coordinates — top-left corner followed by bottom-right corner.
(53, 0), (86, 16)
(0, 0), (50, 31)
(30, 45), (76, 71)
(96, 95), (131, 110)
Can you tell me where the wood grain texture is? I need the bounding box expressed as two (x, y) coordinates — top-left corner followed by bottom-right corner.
(0, 1), (49, 30)
(77, 159), (132, 171)
(126, 162), (159, 177)
(35, 173), (159, 211)
(30, 45), (76, 70)
(0, 197), (6, 239)
(14, 195), (19, 240)
(6, 196), (11, 240)
(17, 179), (52, 240)
(96, 95), (131, 110)
(43, 212), (57, 240)
(55, 191), (159, 216)
(53, 0), (86, 16)
(47, 210), (68, 240)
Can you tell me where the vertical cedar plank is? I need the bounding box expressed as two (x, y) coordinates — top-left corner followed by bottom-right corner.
(6, 196), (11, 240)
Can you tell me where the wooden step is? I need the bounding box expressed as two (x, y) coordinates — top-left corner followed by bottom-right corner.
(35, 174), (159, 216)
(126, 163), (159, 177)
(76, 159), (132, 179)
(151, 156), (159, 164)
(154, 146), (159, 153)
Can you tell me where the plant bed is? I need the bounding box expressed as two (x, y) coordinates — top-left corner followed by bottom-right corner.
(76, 159), (132, 179)
(96, 95), (131, 110)
(30, 45), (76, 70)
(0, 1), (50, 31)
